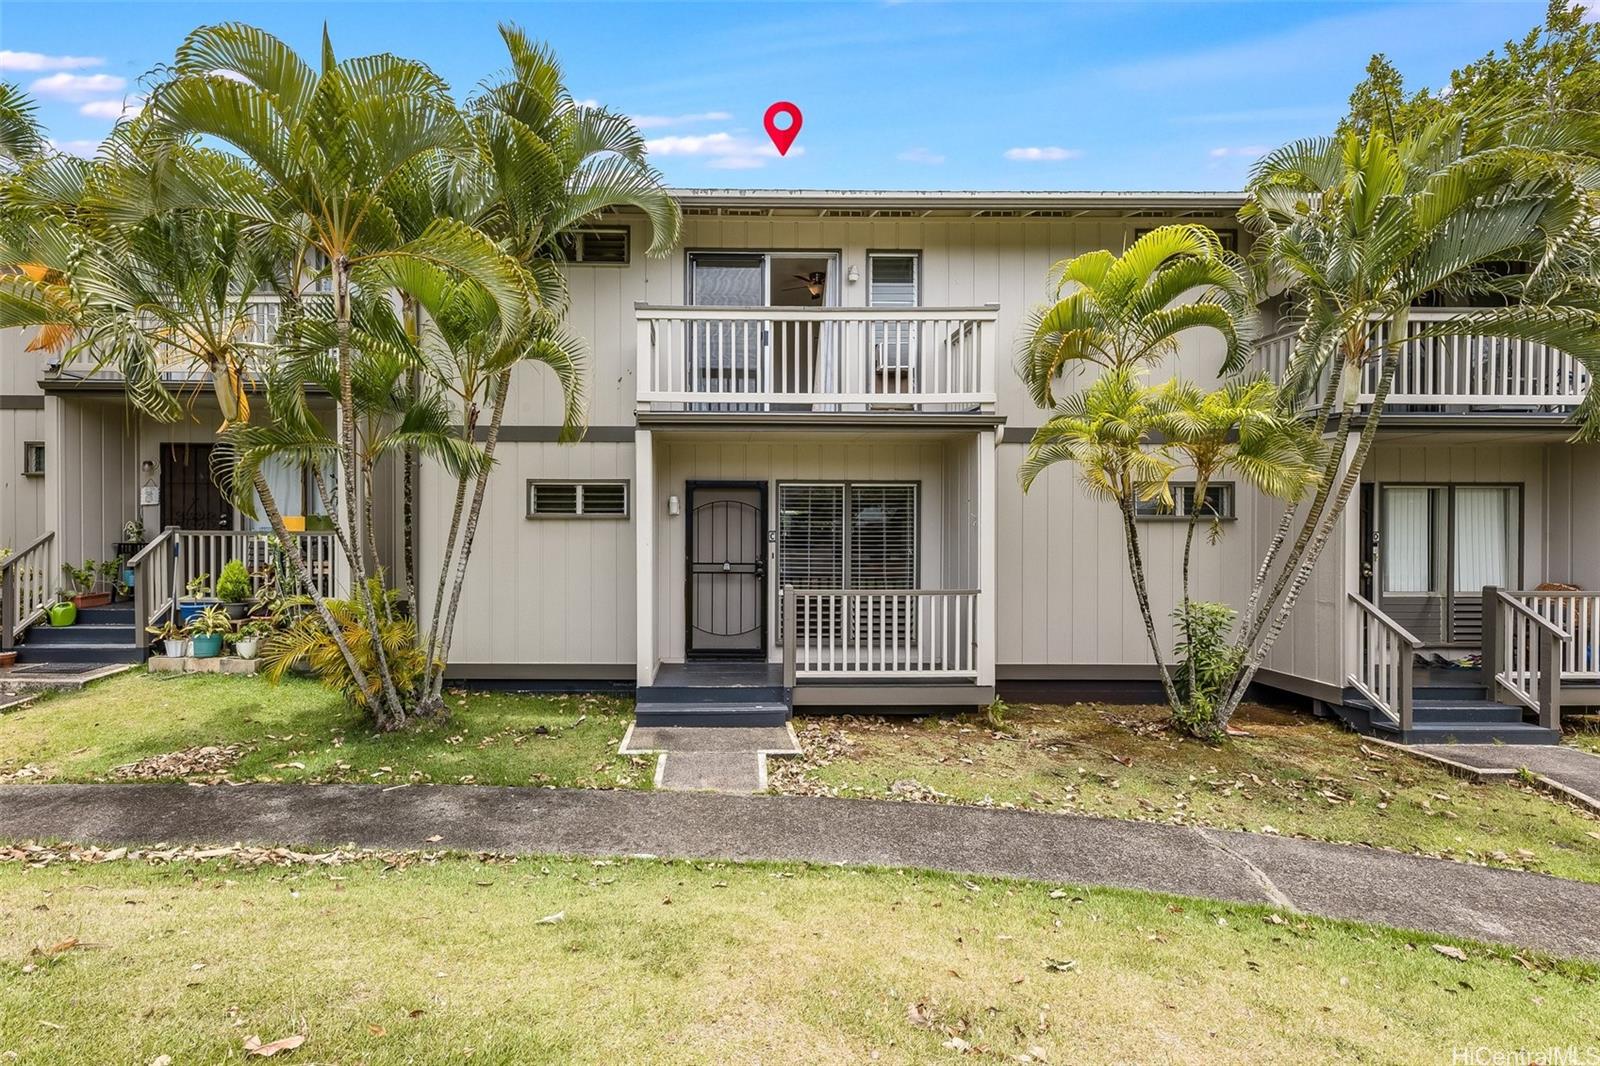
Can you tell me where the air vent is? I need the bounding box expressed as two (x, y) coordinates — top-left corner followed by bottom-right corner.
(976, 209), (1020, 218)
(1027, 209), (1070, 217)
(683, 207), (718, 216)
(872, 209), (920, 218)
(722, 208), (767, 216)
(823, 209), (868, 218)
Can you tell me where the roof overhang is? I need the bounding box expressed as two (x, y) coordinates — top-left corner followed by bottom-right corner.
(654, 188), (1247, 220)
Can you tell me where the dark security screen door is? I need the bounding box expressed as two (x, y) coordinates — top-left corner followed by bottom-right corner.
(686, 482), (767, 658)
(161, 443), (234, 530)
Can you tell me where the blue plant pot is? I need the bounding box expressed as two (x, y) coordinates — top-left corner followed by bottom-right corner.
(177, 600), (216, 625)
(122, 567), (135, 589)
(190, 634), (223, 658)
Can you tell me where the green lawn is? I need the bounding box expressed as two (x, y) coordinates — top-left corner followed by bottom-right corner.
(771, 702), (1600, 884)
(2, 849), (1595, 1064)
(1566, 714), (1600, 756)
(0, 673), (646, 789)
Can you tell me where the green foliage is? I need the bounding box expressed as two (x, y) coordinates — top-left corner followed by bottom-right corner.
(1171, 602), (1244, 739)
(187, 606), (236, 638)
(145, 619), (185, 642)
(185, 572), (212, 599)
(261, 580), (434, 714)
(61, 560), (97, 596)
(983, 696), (1011, 732)
(215, 559), (251, 603)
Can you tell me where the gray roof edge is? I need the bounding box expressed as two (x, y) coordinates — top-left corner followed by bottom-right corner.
(666, 188), (1246, 209)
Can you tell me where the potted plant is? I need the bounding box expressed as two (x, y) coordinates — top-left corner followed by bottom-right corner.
(114, 519), (145, 587)
(177, 572), (215, 625)
(146, 619), (187, 658)
(63, 559), (111, 610)
(231, 618), (271, 660)
(187, 606), (233, 658)
(215, 559), (253, 620)
(47, 590), (77, 627)
(99, 560), (130, 602)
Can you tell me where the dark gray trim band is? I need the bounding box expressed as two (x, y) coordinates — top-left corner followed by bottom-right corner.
(792, 683), (992, 708)
(444, 662), (635, 681)
(1, 395), (45, 410)
(997, 663), (1342, 705)
(638, 411), (1005, 431)
(471, 425), (636, 443)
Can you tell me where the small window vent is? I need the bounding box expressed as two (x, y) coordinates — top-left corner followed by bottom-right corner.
(822, 209), (868, 218)
(527, 480), (630, 518)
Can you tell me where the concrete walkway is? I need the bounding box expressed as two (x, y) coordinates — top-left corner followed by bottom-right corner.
(3, 784), (1599, 960)
(619, 724), (800, 794)
(1402, 743), (1600, 813)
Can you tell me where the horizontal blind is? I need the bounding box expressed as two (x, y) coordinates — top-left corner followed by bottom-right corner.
(869, 256), (918, 370)
(849, 483), (918, 647)
(777, 484), (844, 642)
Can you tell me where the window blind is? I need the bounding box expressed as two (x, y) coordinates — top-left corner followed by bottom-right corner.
(869, 255), (918, 371)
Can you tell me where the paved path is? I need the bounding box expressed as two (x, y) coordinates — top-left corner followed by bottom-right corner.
(1405, 743), (1600, 813)
(619, 724), (800, 794)
(4, 784), (1599, 958)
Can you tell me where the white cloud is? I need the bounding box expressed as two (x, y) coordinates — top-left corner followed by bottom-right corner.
(1003, 146), (1083, 162)
(211, 68), (252, 83)
(1207, 145), (1268, 159)
(645, 131), (802, 170)
(897, 147), (946, 165)
(49, 138), (100, 158)
(29, 72), (126, 102)
(1582, 2), (1600, 22)
(79, 97), (143, 121)
(573, 97), (602, 109)
(0, 50), (102, 72)
(630, 110), (733, 130)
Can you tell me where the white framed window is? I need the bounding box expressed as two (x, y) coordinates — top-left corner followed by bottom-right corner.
(21, 441), (44, 477)
(558, 227), (630, 265)
(1134, 482), (1235, 520)
(1133, 225), (1239, 253)
(868, 253), (919, 371)
(527, 480), (629, 518)
(777, 481), (918, 640)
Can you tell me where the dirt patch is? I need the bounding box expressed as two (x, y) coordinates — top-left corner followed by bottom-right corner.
(108, 744), (249, 782)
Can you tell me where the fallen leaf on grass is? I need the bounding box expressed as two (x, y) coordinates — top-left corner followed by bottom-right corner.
(907, 1003), (934, 1029)
(244, 1033), (306, 1057)
(1432, 944), (1468, 962)
(368, 1024), (387, 1037)
(1042, 958), (1078, 973)
(149, 1056), (173, 1066)
(943, 1036), (973, 1053)
(535, 911), (565, 925)
(38, 937), (79, 956)
(425, 835), (443, 843)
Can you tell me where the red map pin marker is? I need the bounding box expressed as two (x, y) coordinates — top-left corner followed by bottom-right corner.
(764, 101), (802, 156)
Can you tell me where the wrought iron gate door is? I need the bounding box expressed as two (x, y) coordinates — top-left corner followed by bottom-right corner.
(161, 443), (234, 530)
(686, 482), (767, 658)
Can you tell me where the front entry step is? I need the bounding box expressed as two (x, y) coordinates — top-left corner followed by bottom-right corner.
(1342, 694), (1560, 745)
(637, 662), (792, 725)
(635, 701), (790, 727)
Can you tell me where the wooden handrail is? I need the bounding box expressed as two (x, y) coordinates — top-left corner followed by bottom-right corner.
(1492, 590), (1570, 641)
(0, 529), (54, 576)
(125, 527), (175, 568)
(1347, 592), (1424, 648)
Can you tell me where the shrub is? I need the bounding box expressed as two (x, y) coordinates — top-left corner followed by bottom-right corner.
(1172, 600), (1244, 739)
(187, 606), (236, 638)
(261, 580), (433, 715)
(216, 559), (252, 603)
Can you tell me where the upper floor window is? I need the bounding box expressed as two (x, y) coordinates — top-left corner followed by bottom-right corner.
(867, 254), (919, 307)
(21, 441), (44, 477)
(1133, 226), (1238, 253)
(1134, 482), (1235, 520)
(558, 227), (630, 265)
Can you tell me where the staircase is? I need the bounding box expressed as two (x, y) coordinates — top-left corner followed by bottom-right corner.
(635, 662), (791, 727)
(14, 603), (145, 669)
(1340, 674), (1560, 746)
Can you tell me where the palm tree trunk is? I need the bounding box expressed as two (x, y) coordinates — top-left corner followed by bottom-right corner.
(1179, 473), (1210, 705)
(425, 368), (512, 709)
(400, 295), (420, 621)
(251, 469), (379, 719)
(1117, 492), (1183, 714)
(1215, 311), (1409, 729)
(418, 414), (475, 701)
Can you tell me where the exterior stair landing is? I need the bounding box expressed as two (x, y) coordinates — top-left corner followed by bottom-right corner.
(1340, 677), (1560, 745)
(635, 662), (791, 727)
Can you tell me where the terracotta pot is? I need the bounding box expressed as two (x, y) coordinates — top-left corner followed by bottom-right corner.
(70, 591), (112, 609)
(0, 650), (16, 669)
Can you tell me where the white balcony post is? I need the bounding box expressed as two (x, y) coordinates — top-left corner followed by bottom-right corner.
(976, 428), (997, 689)
(635, 308), (655, 413)
(634, 428), (656, 689)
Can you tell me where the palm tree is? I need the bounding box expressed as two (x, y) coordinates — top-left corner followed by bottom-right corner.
(1215, 107), (1600, 730)
(1018, 226), (1257, 718)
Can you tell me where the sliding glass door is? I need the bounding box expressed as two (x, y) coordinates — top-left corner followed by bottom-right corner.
(1376, 483), (1520, 645)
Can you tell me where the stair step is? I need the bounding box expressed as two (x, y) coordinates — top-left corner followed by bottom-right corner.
(635, 701), (790, 727)
(1369, 720), (1561, 745)
(1410, 699), (1526, 724)
(1412, 684), (1489, 702)
(25, 623), (136, 646)
(17, 643), (145, 666)
(74, 604), (135, 623)
(638, 684), (789, 706)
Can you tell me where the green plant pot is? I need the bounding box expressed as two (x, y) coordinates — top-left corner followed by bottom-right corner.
(48, 602), (77, 627)
(190, 634), (223, 658)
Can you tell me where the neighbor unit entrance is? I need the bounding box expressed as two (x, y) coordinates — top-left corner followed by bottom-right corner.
(160, 443), (234, 530)
(685, 482), (768, 659)
(1367, 483), (1522, 645)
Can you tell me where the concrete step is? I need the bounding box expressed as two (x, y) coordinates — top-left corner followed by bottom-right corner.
(1369, 719), (1560, 745)
(1410, 699), (1526, 725)
(635, 701), (790, 727)
(638, 684), (789, 706)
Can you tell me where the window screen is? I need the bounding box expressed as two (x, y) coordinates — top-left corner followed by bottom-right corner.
(22, 441), (44, 476)
(777, 483), (917, 641)
(869, 255), (919, 371)
(1134, 482), (1235, 519)
(527, 481), (629, 518)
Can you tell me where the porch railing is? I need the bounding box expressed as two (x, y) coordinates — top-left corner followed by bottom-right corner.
(0, 531), (55, 651)
(54, 295), (282, 383)
(129, 528), (178, 647)
(1483, 588), (1569, 729)
(636, 304), (999, 412)
(1254, 310), (1591, 410)
(1513, 590), (1600, 682)
(780, 586), (978, 684)
(1347, 592), (1422, 732)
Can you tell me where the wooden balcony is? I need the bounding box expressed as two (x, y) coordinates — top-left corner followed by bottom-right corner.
(48, 295), (282, 386)
(1255, 309), (1591, 412)
(635, 304), (999, 415)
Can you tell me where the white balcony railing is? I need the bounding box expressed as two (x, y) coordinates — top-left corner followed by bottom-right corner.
(1255, 310), (1591, 410)
(636, 304), (998, 413)
(780, 587), (979, 683)
(54, 295), (282, 384)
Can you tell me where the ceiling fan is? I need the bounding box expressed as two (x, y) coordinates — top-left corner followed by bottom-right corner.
(778, 270), (827, 302)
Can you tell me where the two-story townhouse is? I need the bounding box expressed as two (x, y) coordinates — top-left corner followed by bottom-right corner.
(3, 188), (1596, 741)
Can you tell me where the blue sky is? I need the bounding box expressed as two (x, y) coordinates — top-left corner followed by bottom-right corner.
(0, 1), (1556, 190)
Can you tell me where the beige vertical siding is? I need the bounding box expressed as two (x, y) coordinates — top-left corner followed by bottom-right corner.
(0, 327), (49, 551)
(1546, 444), (1600, 588)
